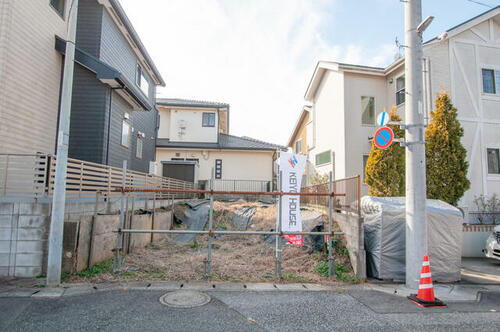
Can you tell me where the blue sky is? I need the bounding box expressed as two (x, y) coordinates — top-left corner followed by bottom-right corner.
(120, 0), (498, 144)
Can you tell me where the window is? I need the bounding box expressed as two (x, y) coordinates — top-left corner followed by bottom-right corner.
(487, 148), (500, 174)
(121, 120), (131, 147)
(396, 76), (405, 105)
(363, 155), (369, 183)
(295, 139), (302, 154)
(136, 64), (149, 97)
(202, 113), (216, 127)
(215, 159), (222, 179)
(50, 0), (65, 18)
(315, 150), (331, 166)
(136, 136), (143, 159)
(482, 69), (500, 94)
(361, 96), (375, 125)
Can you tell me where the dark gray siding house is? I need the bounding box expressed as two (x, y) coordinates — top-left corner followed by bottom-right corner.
(56, 0), (165, 173)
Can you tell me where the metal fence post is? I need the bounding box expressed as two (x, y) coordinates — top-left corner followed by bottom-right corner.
(327, 171), (335, 278)
(206, 168), (215, 278)
(275, 169), (282, 280)
(88, 191), (100, 269)
(151, 193), (156, 243)
(113, 160), (127, 272)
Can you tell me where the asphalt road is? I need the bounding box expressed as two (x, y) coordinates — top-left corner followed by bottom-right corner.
(1, 289), (500, 331)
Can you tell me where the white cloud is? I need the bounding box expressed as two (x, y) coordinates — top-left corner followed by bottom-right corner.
(120, 0), (395, 145)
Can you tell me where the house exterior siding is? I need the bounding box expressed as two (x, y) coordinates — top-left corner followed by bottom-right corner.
(303, 9), (500, 215)
(69, 65), (109, 164)
(67, 0), (160, 173)
(0, 0), (68, 154)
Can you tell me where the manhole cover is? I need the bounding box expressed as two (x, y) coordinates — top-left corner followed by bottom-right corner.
(159, 290), (211, 308)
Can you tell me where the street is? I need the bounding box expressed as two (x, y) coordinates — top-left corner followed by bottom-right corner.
(1, 286), (500, 331)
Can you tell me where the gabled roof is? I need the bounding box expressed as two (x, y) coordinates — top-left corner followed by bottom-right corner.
(106, 0), (165, 86)
(156, 98), (230, 109)
(425, 5), (499, 44)
(304, 6), (499, 101)
(157, 134), (286, 151)
(287, 106), (311, 147)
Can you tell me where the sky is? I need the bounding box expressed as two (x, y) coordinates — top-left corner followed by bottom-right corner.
(119, 0), (499, 145)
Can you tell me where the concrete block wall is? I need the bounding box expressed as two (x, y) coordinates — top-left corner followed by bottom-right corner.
(0, 197), (176, 277)
(0, 202), (50, 277)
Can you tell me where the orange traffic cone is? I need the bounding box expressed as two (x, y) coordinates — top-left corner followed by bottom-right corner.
(407, 255), (447, 308)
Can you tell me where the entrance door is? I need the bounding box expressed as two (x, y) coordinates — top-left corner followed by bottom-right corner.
(162, 162), (195, 182)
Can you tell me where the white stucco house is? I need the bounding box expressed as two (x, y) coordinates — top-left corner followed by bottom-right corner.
(155, 98), (285, 190)
(297, 6), (500, 216)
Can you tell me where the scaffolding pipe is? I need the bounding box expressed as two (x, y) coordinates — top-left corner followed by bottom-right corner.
(117, 229), (344, 236)
(327, 171), (335, 278)
(275, 170), (282, 279)
(206, 168), (215, 278)
(115, 188), (345, 197)
(113, 160), (127, 272)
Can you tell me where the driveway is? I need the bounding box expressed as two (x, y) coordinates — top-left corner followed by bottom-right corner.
(461, 257), (500, 284)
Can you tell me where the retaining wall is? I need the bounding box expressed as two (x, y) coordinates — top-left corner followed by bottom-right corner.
(334, 212), (366, 280)
(0, 197), (174, 277)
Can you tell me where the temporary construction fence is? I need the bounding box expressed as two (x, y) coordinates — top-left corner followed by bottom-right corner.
(113, 169), (347, 280)
(0, 153), (195, 199)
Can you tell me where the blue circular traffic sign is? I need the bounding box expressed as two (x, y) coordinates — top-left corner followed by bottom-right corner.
(373, 126), (394, 149)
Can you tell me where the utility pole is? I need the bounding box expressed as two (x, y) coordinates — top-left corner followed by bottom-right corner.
(404, 0), (428, 289)
(46, 0), (79, 286)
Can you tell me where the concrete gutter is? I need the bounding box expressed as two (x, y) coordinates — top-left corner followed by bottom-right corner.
(1, 281), (499, 300)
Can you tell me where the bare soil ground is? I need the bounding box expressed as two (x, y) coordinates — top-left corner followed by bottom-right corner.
(66, 200), (355, 284)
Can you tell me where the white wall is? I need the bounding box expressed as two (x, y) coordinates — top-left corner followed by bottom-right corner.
(158, 108), (170, 138)
(343, 72), (388, 195)
(425, 16), (500, 211)
(169, 109), (218, 143)
(310, 70), (346, 179)
(0, 0), (68, 154)
(156, 148), (274, 181)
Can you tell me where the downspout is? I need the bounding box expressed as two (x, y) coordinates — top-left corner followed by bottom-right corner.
(105, 87), (115, 165)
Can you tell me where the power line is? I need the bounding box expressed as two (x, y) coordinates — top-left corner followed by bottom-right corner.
(466, 0), (494, 8)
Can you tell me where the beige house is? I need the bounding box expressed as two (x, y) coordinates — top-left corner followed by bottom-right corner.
(301, 6), (500, 215)
(0, 0), (69, 154)
(155, 99), (285, 189)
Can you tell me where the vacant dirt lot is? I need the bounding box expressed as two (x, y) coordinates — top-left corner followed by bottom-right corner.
(66, 200), (354, 284)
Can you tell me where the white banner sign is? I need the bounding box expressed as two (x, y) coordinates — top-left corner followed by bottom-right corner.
(278, 152), (306, 245)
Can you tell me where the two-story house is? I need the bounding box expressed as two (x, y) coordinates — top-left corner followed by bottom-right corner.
(294, 6), (500, 215)
(0, 0), (164, 173)
(0, 0), (69, 155)
(59, 0), (165, 172)
(155, 98), (285, 188)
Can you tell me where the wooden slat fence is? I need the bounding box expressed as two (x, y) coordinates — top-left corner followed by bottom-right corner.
(0, 153), (195, 199)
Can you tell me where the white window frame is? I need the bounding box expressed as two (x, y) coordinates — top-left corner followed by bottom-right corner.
(315, 150), (332, 166)
(202, 112), (216, 127)
(121, 119), (131, 148)
(136, 135), (143, 159)
(361, 96), (376, 126)
(481, 66), (500, 96)
(486, 147), (500, 176)
(136, 64), (150, 97)
(395, 75), (405, 105)
(295, 139), (302, 154)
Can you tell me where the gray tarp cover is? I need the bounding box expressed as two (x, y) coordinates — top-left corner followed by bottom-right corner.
(362, 196), (463, 282)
